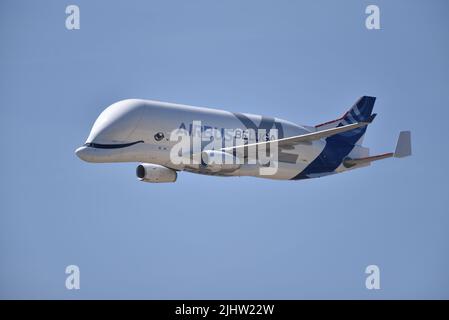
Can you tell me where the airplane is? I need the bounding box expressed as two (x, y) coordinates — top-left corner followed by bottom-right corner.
(75, 96), (411, 182)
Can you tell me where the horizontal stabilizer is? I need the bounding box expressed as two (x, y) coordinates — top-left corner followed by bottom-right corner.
(343, 153), (393, 168)
(343, 131), (412, 168)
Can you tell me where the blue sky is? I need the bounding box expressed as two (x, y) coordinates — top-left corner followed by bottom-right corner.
(0, 0), (448, 299)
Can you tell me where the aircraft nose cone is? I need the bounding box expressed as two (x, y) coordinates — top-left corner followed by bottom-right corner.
(75, 146), (89, 161)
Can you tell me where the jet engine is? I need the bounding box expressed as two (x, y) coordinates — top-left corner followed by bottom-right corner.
(136, 163), (177, 183)
(201, 150), (240, 172)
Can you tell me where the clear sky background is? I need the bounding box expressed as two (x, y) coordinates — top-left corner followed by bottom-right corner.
(1, 0), (448, 299)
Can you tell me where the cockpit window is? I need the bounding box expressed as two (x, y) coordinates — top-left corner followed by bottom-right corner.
(154, 132), (165, 141)
(84, 140), (144, 149)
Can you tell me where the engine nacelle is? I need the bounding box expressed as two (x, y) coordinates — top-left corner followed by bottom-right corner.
(136, 163), (177, 183)
(201, 150), (240, 172)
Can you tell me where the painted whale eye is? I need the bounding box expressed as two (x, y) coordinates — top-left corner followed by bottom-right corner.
(154, 132), (164, 141)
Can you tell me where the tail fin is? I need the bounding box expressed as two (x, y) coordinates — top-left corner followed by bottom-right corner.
(315, 96), (376, 129)
(394, 131), (412, 158)
(315, 96), (377, 145)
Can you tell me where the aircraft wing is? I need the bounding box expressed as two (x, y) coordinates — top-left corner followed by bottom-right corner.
(221, 117), (374, 154)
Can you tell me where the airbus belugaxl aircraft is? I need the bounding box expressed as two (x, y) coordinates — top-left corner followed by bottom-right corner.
(75, 96), (411, 183)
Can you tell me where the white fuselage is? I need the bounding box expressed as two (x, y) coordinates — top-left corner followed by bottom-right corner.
(75, 99), (340, 180)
